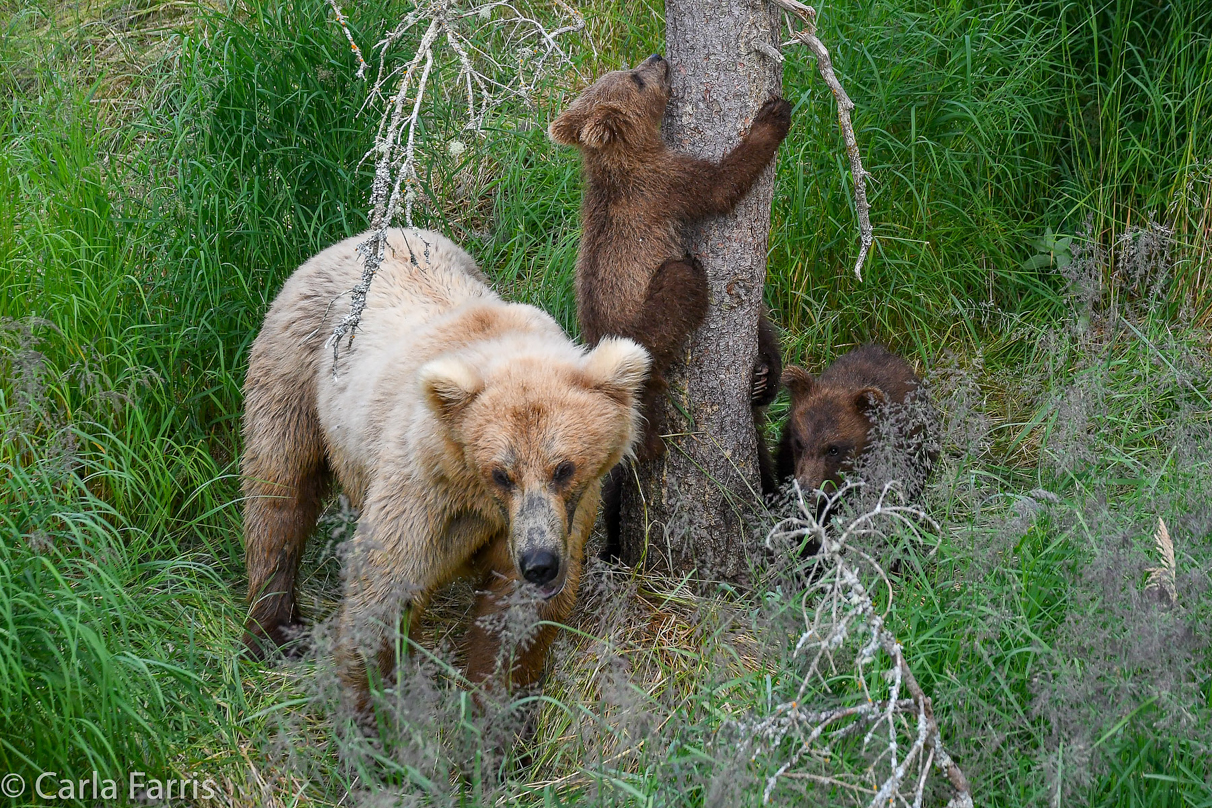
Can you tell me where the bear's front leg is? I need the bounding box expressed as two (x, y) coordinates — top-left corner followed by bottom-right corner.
(335, 496), (463, 712)
(335, 556), (424, 714)
(463, 532), (582, 692)
(670, 97), (792, 220)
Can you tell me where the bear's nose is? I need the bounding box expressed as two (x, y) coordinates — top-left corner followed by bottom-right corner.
(520, 550), (560, 586)
(645, 53), (664, 64)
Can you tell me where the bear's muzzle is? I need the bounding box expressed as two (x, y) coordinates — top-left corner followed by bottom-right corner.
(512, 491), (568, 599)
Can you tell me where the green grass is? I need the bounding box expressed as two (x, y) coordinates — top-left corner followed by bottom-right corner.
(1, 0), (1209, 804)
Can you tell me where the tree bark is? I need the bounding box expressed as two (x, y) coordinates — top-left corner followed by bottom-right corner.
(618, 0), (783, 579)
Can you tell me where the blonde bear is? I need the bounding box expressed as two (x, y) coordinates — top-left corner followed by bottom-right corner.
(241, 229), (649, 702)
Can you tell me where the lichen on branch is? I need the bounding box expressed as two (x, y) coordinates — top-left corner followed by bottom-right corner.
(324, 0), (585, 361)
(742, 482), (973, 807)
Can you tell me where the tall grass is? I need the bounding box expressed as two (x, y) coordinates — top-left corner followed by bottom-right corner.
(0, 319), (241, 780)
(768, 0), (1212, 363)
(0, 0), (1209, 804)
(1054, 0), (1212, 314)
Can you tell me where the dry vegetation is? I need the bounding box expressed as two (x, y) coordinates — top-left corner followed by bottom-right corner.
(1, 0), (1210, 805)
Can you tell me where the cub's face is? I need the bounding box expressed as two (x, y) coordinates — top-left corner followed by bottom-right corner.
(420, 338), (649, 598)
(548, 54), (671, 152)
(782, 366), (885, 496)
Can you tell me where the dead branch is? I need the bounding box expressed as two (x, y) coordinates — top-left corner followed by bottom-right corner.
(1145, 517), (1177, 605)
(325, 0), (368, 79)
(768, 0), (873, 281)
(737, 482), (973, 808)
(324, 0), (584, 361)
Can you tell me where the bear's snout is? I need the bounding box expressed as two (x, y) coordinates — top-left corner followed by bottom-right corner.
(794, 459), (827, 495)
(512, 491), (568, 597)
(635, 53), (670, 90)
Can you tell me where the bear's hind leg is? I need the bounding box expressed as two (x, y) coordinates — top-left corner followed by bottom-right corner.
(633, 256), (709, 373)
(622, 256), (710, 458)
(752, 313), (782, 407)
(599, 464), (625, 562)
(753, 314), (782, 499)
(242, 384), (329, 658)
(756, 410), (778, 499)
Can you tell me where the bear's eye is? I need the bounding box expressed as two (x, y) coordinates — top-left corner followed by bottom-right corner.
(826, 445), (840, 458)
(552, 461), (575, 485)
(492, 468), (514, 489)
(792, 437), (804, 454)
(631, 73), (645, 89)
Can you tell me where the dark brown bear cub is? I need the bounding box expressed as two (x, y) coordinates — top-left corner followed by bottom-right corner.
(551, 54), (788, 558)
(549, 54), (789, 458)
(777, 344), (937, 514)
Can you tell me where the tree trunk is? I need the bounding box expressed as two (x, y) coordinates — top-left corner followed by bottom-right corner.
(618, 0), (783, 579)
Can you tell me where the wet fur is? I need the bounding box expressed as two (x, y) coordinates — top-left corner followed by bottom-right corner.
(241, 229), (648, 705)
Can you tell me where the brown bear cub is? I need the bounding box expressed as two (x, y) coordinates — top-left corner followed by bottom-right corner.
(777, 344), (937, 517)
(549, 54), (790, 458)
(550, 54), (789, 557)
(241, 228), (650, 706)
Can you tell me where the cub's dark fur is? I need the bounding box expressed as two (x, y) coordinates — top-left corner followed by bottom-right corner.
(549, 54), (788, 457)
(777, 344), (937, 510)
(550, 54), (789, 558)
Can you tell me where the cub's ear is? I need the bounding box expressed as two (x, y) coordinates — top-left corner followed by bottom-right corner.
(781, 365), (815, 398)
(853, 386), (887, 413)
(548, 107), (584, 146)
(579, 104), (631, 149)
(419, 357), (484, 421)
(582, 337), (651, 404)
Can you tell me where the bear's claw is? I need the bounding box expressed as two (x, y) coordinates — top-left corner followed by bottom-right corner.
(751, 364), (771, 405)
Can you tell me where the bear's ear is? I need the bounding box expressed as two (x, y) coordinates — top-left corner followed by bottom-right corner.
(419, 357), (485, 421)
(781, 365), (815, 398)
(548, 108), (584, 146)
(579, 104), (632, 149)
(853, 386), (887, 413)
(582, 337), (651, 404)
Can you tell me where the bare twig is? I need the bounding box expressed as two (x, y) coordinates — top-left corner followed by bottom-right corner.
(736, 482), (973, 807)
(768, 0), (873, 280)
(324, 0), (584, 361)
(325, 0), (368, 79)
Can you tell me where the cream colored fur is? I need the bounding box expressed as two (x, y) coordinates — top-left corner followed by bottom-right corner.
(241, 228), (649, 701)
